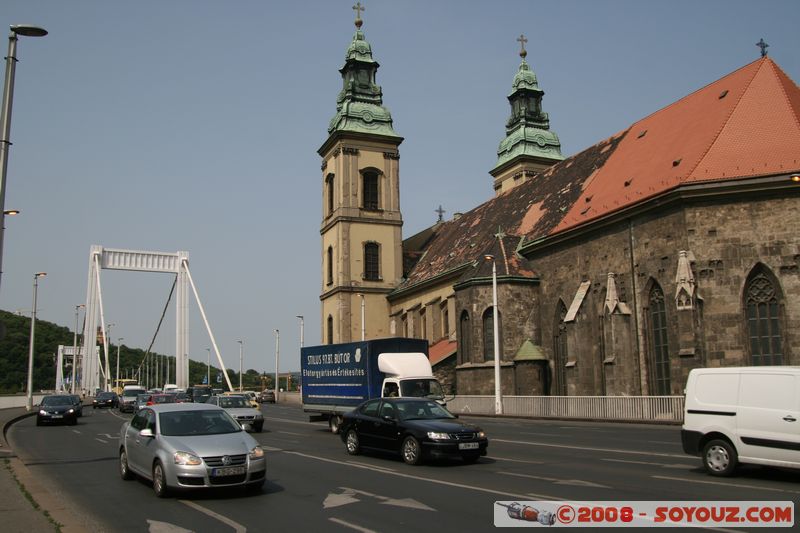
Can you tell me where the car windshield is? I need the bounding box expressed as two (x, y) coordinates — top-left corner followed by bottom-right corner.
(153, 395), (175, 404)
(41, 396), (72, 406)
(395, 400), (455, 421)
(399, 379), (444, 400)
(159, 410), (242, 436)
(97, 393), (114, 399)
(136, 394), (150, 403)
(219, 396), (248, 408)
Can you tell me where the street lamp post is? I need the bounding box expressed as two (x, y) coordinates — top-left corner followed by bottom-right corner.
(484, 255), (503, 415)
(359, 294), (365, 341)
(274, 329), (280, 403)
(0, 25), (47, 295)
(296, 315), (304, 348)
(237, 340), (243, 391)
(25, 271), (46, 410)
(116, 338), (123, 394)
(71, 304), (84, 394)
(206, 348), (211, 386)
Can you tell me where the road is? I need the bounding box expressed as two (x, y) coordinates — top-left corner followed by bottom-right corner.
(9, 404), (800, 532)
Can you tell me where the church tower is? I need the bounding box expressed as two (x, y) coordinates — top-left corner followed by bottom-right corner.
(490, 35), (564, 196)
(317, 6), (404, 344)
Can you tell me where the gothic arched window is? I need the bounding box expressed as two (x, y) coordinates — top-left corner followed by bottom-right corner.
(482, 307), (501, 361)
(362, 170), (379, 210)
(363, 242), (380, 281)
(554, 300), (568, 395)
(326, 315), (334, 345)
(327, 246), (334, 286)
(745, 269), (784, 365)
(459, 311), (471, 364)
(648, 283), (671, 395)
(326, 173), (335, 215)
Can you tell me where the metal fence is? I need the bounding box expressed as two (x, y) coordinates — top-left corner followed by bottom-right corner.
(446, 395), (685, 424)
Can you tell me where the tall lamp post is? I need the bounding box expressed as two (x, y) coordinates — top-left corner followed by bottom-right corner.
(296, 315), (304, 348)
(206, 348), (211, 386)
(0, 25), (47, 295)
(237, 340), (243, 391)
(274, 329), (280, 403)
(484, 255), (503, 415)
(71, 304), (84, 394)
(25, 271), (46, 410)
(359, 294), (366, 341)
(116, 338), (123, 393)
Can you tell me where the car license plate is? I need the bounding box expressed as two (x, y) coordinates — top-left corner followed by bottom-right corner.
(211, 466), (246, 477)
(51, 414), (63, 418)
(458, 442), (479, 450)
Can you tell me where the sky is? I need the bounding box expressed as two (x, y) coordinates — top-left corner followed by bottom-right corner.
(1, 0), (798, 377)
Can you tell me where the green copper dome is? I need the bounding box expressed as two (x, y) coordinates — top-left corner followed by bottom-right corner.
(327, 23), (400, 139)
(493, 54), (563, 171)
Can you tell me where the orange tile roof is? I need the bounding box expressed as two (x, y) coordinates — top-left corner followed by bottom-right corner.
(429, 339), (457, 366)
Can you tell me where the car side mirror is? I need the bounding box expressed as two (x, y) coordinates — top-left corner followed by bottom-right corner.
(139, 428), (155, 438)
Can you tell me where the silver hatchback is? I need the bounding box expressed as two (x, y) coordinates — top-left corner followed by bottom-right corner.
(118, 403), (266, 497)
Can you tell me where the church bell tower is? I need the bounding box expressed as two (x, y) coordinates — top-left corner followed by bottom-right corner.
(317, 5), (404, 344)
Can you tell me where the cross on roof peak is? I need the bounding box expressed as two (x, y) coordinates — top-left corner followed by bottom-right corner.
(517, 34), (528, 59)
(756, 38), (769, 58)
(353, 2), (365, 29)
(435, 205), (446, 223)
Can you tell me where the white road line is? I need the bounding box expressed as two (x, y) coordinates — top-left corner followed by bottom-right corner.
(277, 431), (305, 436)
(179, 500), (246, 532)
(95, 438), (107, 444)
(72, 430), (81, 434)
(484, 456), (543, 465)
(328, 517), (377, 533)
(602, 458), (695, 469)
(344, 461), (397, 473)
(652, 475), (800, 494)
(262, 416), (318, 426)
(493, 438), (687, 459)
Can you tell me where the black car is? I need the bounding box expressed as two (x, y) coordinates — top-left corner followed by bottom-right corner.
(93, 391), (119, 409)
(67, 394), (84, 417)
(339, 398), (488, 465)
(37, 395), (79, 426)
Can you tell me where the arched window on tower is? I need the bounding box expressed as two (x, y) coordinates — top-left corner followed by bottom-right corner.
(459, 310), (471, 364)
(744, 266), (785, 365)
(362, 170), (379, 210)
(326, 315), (334, 345)
(327, 246), (334, 286)
(648, 283), (671, 395)
(482, 307), (501, 362)
(553, 300), (568, 395)
(363, 242), (380, 281)
(326, 173), (335, 215)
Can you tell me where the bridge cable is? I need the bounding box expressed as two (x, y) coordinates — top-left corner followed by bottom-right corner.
(136, 275), (177, 385)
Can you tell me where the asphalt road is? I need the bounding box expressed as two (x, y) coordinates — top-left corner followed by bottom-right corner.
(9, 404), (800, 532)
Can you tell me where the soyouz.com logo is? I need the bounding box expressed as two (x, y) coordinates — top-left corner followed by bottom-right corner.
(494, 501), (794, 527)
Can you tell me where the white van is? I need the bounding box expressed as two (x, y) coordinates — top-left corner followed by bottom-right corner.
(682, 366), (800, 476)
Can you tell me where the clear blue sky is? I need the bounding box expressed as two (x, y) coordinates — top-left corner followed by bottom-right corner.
(2, 0), (798, 376)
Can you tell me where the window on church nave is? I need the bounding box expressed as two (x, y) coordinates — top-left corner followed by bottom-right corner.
(326, 173), (335, 215)
(745, 268), (784, 366)
(362, 171), (379, 210)
(327, 246), (334, 285)
(648, 283), (671, 396)
(483, 307), (501, 362)
(459, 311), (471, 363)
(363, 242), (380, 281)
(554, 301), (568, 396)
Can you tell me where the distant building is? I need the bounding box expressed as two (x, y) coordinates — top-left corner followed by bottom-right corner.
(317, 16), (800, 396)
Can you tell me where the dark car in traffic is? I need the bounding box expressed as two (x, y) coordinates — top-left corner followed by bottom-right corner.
(37, 395), (79, 426)
(339, 398), (488, 465)
(150, 393), (177, 405)
(133, 394), (153, 414)
(258, 389), (275, 404)
(93, 391), (119, 409)
(67, 394), (84, 417)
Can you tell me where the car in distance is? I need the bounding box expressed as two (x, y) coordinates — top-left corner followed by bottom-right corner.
(67, 394), (84, 417)
(207, 395), (264, 432)
(133, 393), (153, 415)
(93, 391), (119, 409)
(185, 385), (213, 404)
(340, 398), (488, 465)
(258, 389), (276, 404)
(150, 393), (177, 405)
(37, 395), (79, 426)
(118, 403), (266, 497)
(120, 385), (147, 413)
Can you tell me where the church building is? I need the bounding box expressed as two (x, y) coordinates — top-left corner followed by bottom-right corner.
(318, 12), (800, 397)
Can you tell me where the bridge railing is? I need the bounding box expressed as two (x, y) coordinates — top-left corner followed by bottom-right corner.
(446, 395), (685, 424)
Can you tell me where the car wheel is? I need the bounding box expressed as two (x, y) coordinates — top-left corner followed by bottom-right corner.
(246, 479), (266, 493)
(153, 461), (169, 498)
(401, 436), (422, 465)
(119, 448), (135, 480)
(329, 416), (342, 434)
(703, 439), (738, 477)
(254, 423), (263, 433)
(462, 453), (480, 464)
(69, 418), (78, 426)
(35, 417), (42, 426)
(345, 429), (361, 455)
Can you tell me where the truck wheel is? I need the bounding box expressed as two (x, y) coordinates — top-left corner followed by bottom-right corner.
(402, 436), (422, 465)
(329, 415), (342, 434)
(345, 430), (361, 455)
(703, 439), (737, 477)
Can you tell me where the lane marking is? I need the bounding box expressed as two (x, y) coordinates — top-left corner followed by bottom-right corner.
(490, 456), (543, 465)
(498, 471), (610, 488)
(493, 438), (687, 459)
(344, 461), (397, 473)
(328, 517), (376, 533)
(277, 431), (305, 436)
(652, 475), (800, 494)
(95, 438), (108, 444)
(72, 430), (81, 434)
(602, 458), (696, 469)
(179, 500), (246, 532)
(262, 416), (318, 426)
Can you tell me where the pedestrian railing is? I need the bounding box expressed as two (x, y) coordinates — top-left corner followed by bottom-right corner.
(447, 395), (685, 423)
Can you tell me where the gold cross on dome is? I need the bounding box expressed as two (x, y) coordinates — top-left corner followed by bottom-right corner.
(517, 34), (528, 58)
(353, 2), (365, 23)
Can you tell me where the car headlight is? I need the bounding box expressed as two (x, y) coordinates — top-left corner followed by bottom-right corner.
(39, 410), (46, 415)
(68, 408), (75, 414)
(427, 432), (451, 440)
(477, 431), (486, 439)
(249, 446), (264, 460)
(173, 451), (202, 465)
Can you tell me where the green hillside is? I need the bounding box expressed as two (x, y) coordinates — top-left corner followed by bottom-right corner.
(0, 309), (272, 393)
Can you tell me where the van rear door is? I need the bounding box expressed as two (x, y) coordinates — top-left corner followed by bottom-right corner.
(737, 372), (800, 467)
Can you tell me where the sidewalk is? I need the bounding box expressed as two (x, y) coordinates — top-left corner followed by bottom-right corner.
(1, 406), (90, 532)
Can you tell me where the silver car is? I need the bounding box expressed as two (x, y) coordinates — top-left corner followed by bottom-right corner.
(207, 395), (264, 432)
(118, 403), (266, 497)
